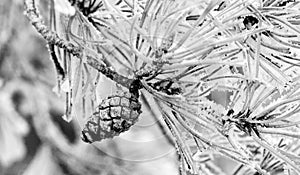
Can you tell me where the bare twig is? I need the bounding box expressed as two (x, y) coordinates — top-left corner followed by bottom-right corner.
(48, 43), (65, 78)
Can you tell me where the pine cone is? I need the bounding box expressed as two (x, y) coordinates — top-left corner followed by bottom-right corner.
(81, 91), (142, 143)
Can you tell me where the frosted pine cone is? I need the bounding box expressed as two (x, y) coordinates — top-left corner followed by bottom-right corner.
(81, 91), (142, 143)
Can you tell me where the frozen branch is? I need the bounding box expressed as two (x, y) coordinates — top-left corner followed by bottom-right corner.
(24, 0), (134, 90)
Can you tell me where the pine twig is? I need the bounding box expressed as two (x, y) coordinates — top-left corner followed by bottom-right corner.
(24, 0), (135, 90)
(48, 43), (65, 78)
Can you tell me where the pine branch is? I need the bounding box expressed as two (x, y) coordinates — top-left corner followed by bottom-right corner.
(24, 0), (135, 90)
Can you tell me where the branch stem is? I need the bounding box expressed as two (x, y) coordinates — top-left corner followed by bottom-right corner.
(24, 0), (134, 89)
